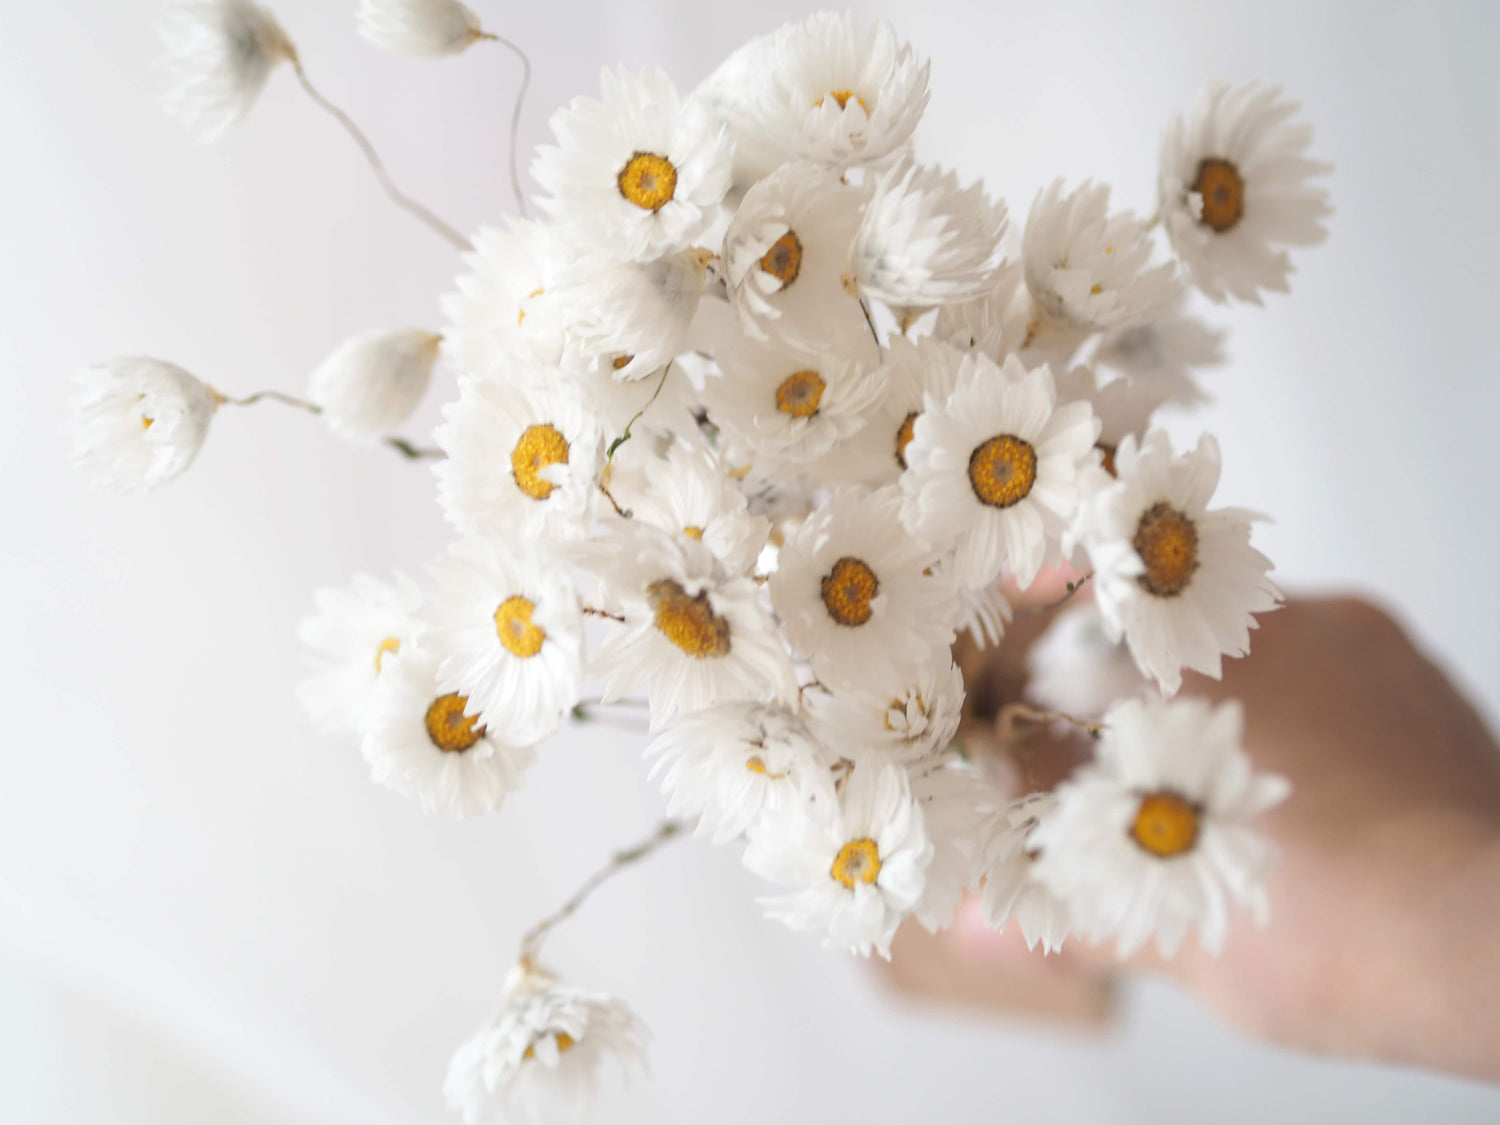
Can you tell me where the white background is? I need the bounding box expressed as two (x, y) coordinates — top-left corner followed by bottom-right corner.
(3, 0), (1499, 1121)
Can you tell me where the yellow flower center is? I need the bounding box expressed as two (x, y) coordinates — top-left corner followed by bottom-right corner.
(423, 692), (486, 753)
(494, 595), (546, 658)
(817, 89), (869, 112)
(617, 151), (678, 212)
(759, 230), (804, 287)
(683, 525), (704, 540)
(511, 423), (570, 501)
(1133, 502), (1200, 597)
(774, 370), (826, 418)
(895, 411), (919, 469)
(1192, 157), (1245, 233)
(745, 754), (786, 779)
(648, 578), (731, 658)
(968, 435), (1037, 508)
(1129, 790), (1201, 858)
(141, 415), (155, 430)
(820, 556), (880, 627)
(374, 636), (401, 672)
(523, 1031), (576, 1060)
(612, 354), (634, 371)
(831, 838), (882, 888)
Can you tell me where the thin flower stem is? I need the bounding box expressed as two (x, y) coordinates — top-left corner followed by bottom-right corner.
(477, 32), (531, 218)
(519, 819), (685, 967)
(858, 297), (882, 346)
(581, 605), (626, 623)
(1016, 572), (1094, 619)
(996, 701), (1104, 742)
(219, 389), (442, 460)
(291, 60), (471, 252)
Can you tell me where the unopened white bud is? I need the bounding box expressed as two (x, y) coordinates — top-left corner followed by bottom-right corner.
(308, 329), (441, 442)
(158, 0), (296, 142)
(356, 0), (485, 59)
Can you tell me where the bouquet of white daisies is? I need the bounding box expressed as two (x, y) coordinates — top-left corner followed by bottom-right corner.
(67, 1), (1331, 1119)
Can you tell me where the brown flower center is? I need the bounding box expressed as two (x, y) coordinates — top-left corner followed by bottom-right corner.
(617, 151), (678, 212)
(423, 692), (486, 753)
(820, 556), (880, 627)
(817, 89), (868, 112)
(774, 370), (826, 418)
(648, 578), (731, 658)
(831, 838), (882, 888)
(1192, 157), (1245, 233)
(968, 435), (1037, 508)
(1133, 502), (1200, 597)
(759, 230), (804, 287)
(1129, 790), (1201, 858)
(510, 423), (570, 501)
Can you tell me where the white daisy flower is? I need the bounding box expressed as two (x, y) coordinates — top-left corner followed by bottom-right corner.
(296, 571), (423, 737)
(435, 367), (604, 545)
(646, 701), (834, 845)
(952, 569), (1014, 650)
(158, 0), (295, 142)
(307, 328), (440, 443)
(361, 647), (536, 817)
(910, 761), (991, 934)
(577, 359), (700, 444)
(847, 159), (1009, 307)
(721, 162), (871, 352)
(1160, 81), (1332, 304)
(356, 0), (484, 58)
(1022, 179), (1180, 333)
(703, 324), (881, 464)
(1026, 601), (1146, 719)
(553, 248), (711, 383)
(713, 13), (929, 175)
(899, 353), (1099, 589)
(618, 439), (771, 576)
(769, 487), (955, 693)
(978, 793), (1073, 954)
(579, 521), (796, 729)
(808, 649), (965, 766)
(532, 65), (732, 262)
(67, 357), (219, 493)
(422, 537), (583, 745)
(445, 962), (647, 1125)
(1080, 429), (1280, 696)
(441, 219), (571, 377)
(1031, 696), (1290, 957)
(745, 762), (932, 959)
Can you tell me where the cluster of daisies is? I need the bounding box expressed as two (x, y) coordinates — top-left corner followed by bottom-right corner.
(67, 0), (1331, 1119)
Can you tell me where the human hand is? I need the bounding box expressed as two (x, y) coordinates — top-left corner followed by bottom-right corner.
(895, 595), (1500, 1081)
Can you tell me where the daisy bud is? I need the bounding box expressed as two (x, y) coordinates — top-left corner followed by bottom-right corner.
(307, 328), (441, 443)
(356, 0), (486, 59)
(67, 357), (219, 493)
(158, 0), (296, 142)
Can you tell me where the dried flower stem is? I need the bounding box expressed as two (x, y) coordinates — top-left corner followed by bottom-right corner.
(858, 297), (882, 346)
(291, 60), (470, 252)
(218, 389), (442, 460)
(519, 819), (685, 966)
(581, 605), (626, 623)
(1016, 572), (1094, 619)
(477, 32), (532, 218)
(996, 701), (1104, 743)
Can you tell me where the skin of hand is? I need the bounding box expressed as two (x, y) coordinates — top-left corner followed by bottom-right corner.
(919, 595), (1500, 1082)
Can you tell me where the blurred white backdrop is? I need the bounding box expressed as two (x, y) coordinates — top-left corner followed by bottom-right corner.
(3, 0), (1499, 1121)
